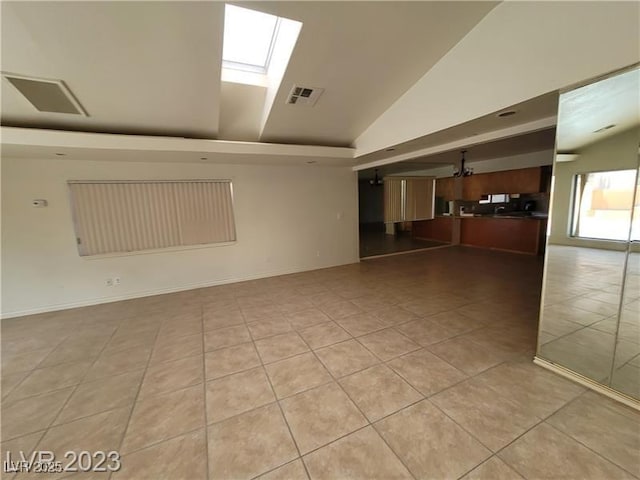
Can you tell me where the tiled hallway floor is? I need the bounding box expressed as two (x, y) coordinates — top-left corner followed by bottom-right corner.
(2, 247), (639, 479)
(359, 227), (447, 258)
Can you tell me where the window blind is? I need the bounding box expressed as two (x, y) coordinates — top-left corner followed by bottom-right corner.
(384, 177), (435, 223)
(384, 178), (404, 223)
(405, 177), (435, 221)
(68, 180), (236, 256)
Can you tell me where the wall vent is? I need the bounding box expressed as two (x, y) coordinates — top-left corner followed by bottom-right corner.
(286, 85), (324, 106)
(2, 73), (88, 116)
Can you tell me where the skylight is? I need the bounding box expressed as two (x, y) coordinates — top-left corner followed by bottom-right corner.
(223, 5), (279, 74)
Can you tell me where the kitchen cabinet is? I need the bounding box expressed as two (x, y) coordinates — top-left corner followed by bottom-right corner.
(435, 177), (455, 201)
(460, 217), (545, 254)
(462, 167), (542, 200)
(413, 216), (453, 243)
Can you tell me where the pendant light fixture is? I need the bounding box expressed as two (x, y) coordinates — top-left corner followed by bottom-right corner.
(453, 150), (473, 177)
(369, 169), (383, 186)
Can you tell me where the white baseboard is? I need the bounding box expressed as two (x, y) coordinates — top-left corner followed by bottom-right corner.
(1, 258), (359, 319)
(533, 356), (639, 411)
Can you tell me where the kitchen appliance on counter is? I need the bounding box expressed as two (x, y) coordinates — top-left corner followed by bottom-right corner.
(523, 200), (537, 212)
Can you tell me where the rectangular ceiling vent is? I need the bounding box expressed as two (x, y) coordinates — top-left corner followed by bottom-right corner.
(286, 85), (324, 107)
(2, 73), (88, 116)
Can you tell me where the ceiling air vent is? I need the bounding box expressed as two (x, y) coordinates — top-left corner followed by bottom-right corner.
(286, 85), (324, 107)
(3, 73), (88, 116)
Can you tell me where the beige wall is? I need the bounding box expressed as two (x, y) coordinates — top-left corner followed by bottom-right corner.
(1, 157), (359, 317)
(356, 1), (639, 155)
(549, 128), (640, 250)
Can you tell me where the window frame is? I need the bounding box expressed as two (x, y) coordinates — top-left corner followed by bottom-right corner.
(67, 179), (237, 259)
(222, 5), (281, 74)
(568, 168), (637, 242)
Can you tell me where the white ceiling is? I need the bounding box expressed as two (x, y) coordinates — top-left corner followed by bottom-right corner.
(218, 82), (267, 141)
(556, 67), (640, 152)
(3, 1), (635, 172)
(1, 1), (497, 148)
(1, 2), (224, 138)
(364, 128), (556, 178)
(355, 92), (558, 166)
(245, 1), (498, 146)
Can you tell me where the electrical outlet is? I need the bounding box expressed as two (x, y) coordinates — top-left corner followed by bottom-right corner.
(113, 277), (121, 286)
(106, 278), (113, 287)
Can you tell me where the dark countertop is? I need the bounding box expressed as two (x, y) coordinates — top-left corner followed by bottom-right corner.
(436, 214), (548, 220)
(460, 213), (548, 220)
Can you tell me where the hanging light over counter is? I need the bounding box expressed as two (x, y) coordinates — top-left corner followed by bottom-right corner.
(453, 150), (473, 177)
(369, 169), (384, 186)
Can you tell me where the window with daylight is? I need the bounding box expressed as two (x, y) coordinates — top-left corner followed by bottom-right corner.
(223, 5), (280, 73)
(570, 169), (638, 241)
(68, 180), (236, 256)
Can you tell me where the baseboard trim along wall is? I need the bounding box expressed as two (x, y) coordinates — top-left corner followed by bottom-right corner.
(1, 259), (358, 320)
(533, 356), (640, 411)
(2, 157), (360, 320)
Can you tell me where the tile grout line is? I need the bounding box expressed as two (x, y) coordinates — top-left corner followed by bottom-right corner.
(110, 314), (163, 457)
(2, 325), (122, 406)
(292, 329), (420, 480)
(205, 340), (422, 412)
(453, 389), (621, 480)
(109, 425), (205, 462)
(3, 250), (636, 479)
(56, 302), (204, 479)
(538, 420), (640, 479)
(374, 338), (585, 476)
(23, 322), (123, 460)
(4, 326), (211, 405)
(453, 456), (504, 480)
(246, 311), (313, 480)
(198, 301), (211, 480)
(246, 458), (304, 480)
(3, 304), (279, 402)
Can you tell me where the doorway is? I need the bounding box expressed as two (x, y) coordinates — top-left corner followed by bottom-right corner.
(358, 171), (448, 258)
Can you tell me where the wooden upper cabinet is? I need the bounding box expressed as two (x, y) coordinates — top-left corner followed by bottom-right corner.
(462, 174), (487, 200)
(461, 167), (542, 200)
(504, 167), (542, 194)
(435, 177), (455, 201)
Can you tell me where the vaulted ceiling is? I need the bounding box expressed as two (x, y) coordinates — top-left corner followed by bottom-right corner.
(2, 1), (639, 170)
(1, 1), (497, 146)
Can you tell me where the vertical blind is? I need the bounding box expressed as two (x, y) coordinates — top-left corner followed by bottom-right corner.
(384, 178), (404, 223)
(405, 177), (435, 221)
(384, 177), (435, 223)
(68, 180), (236, 256)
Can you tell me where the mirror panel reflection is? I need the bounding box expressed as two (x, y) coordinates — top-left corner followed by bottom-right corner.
(537, 67), (640, 400)
(611, 171), (640, 398)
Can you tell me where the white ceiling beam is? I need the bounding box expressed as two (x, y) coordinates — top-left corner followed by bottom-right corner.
(0, 127), (355, 159)
(353, 116), (556, 171)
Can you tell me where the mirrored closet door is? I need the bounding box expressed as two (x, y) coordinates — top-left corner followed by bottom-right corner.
(536, 66), (640, 403)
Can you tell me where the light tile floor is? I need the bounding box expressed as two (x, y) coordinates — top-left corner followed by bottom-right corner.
(2, 247), (639, 479)
(539, 246), (640, 398)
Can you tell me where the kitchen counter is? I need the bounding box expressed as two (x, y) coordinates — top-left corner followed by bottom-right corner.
(460, 213), (548, 220)
(416, 214), (548, 254)
(437, 213), (548, 220)
(460, 215), (547, 254)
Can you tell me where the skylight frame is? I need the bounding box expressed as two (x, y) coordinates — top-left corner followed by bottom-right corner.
(222, 5), (282, 75)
